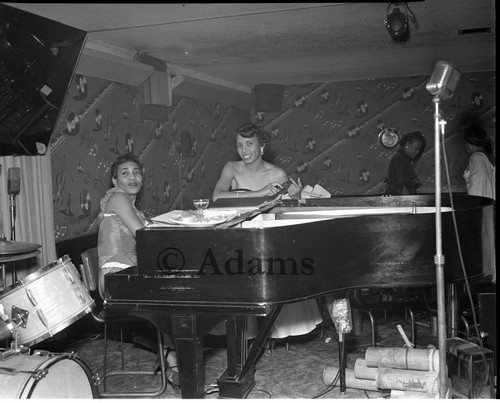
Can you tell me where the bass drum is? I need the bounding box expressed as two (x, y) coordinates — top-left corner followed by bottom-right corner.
(0, 351), (97, 398)
(0, 255), (95, 346)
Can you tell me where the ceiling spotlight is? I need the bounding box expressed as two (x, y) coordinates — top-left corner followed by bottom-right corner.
(385, 3), (418, 42)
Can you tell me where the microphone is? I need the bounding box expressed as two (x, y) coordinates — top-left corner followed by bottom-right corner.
(426, 60), (461, 100)
(7, 167), (21, 195)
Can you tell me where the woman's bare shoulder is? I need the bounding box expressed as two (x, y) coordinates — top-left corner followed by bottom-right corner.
(263, 161), (287, 177)
(222, 160), (239, 169)
(224, 160), (245, 173)
(107, 191), (131, 209)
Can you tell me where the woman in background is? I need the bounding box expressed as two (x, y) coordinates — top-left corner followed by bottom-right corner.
(385, 131), (426, 195)
(97, 153), (180, 390)
(464, 126), (495, 284)
(463, 126), (495, 200)
(212, 122), (323, 340)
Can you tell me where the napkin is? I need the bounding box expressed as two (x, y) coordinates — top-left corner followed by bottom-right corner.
(301, 184), (331, 199)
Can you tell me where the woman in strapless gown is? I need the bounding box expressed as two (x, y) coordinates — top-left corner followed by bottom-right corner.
(210, 122), (323, 340)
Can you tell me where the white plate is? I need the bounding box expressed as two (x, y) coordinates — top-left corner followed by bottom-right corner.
(166, 209), (239, 227)
(167, 215), (228, 227)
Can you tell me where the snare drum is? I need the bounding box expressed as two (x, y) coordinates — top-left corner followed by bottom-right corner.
(0, 351), (97, 398)
(0, 255), (94, 346)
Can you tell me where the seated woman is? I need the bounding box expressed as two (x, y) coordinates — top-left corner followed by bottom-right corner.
(97, 153), (180, 390)
(212, 122), (323, 340)
(213, 123), (301, 200)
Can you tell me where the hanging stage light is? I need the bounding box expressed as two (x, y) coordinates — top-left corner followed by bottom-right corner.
(386, 6), (408, 39)
(385, 3), (418, 42)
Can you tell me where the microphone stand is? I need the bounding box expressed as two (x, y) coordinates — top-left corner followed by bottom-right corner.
(9, 193), (18, 284)
(10, 193), (16, 241)
(432, 95), (448, 398)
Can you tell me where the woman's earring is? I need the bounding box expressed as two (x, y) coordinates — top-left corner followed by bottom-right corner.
(261, 149), (264, 155)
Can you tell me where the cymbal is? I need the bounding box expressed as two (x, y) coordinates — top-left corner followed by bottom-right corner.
(0, 250), (40, 263)
(0, 240), (41, 256)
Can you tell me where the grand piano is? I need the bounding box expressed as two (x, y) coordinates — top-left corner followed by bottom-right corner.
(104, 193), (495, 398)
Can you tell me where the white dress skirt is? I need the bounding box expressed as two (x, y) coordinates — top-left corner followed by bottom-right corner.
(269, 299), (323, 339)
(209, 299), (323, 339)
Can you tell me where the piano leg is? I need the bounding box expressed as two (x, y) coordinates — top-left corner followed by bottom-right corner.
(176, 335), (204, 398)
(217, 306), (283, 399)
(170, 313), (221, 399)
(225, 316), (247, 378)
(217, 316), (255, 399)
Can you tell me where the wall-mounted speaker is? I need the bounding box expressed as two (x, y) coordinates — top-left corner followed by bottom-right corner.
(254, 84), (284, 112)
(142, 70), (172, 107)
(138, 53), (171, 121)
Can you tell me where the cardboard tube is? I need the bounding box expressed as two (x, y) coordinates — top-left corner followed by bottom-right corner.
(323, 366), (383, 392)
(376, 367), (439, 393)
(365, 347), (439, 371)
(390, 389), (439, 399)
(354, 358), (378, 380)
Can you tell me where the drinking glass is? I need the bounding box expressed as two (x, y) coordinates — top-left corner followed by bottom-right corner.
(193, 198), (209, 221)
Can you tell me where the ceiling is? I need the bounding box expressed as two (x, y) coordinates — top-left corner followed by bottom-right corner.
(6, 2), (496, 89)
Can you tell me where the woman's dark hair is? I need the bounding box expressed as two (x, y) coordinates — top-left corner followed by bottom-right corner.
(110, 153), (144, 180)
(464, 126), (493, 155)
(236, 122), (271, 148)
(236, 122), (276, 161)
(399, 131), (426, 161)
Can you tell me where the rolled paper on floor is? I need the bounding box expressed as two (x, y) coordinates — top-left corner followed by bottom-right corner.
(376, 367), (440, 393)
(365, 347), (439, 371)
(390, 389), (440, 399)
(354, 358), (378, 380)
(322, 366), (383, 392)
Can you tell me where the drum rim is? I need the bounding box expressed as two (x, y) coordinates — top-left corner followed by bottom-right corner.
(0, 255), (72, 295)
(21, 352), (99, 399)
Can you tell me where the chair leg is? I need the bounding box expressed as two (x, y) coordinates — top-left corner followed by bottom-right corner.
(103, 322), (108, 392)
(460, 315), (471, 341)
(99, 325), (168, 398)
(120, 324), (125, 371)
(367, 310), (376, 347)
(315, 322), (324, 340)
(408, 307), (416, 346)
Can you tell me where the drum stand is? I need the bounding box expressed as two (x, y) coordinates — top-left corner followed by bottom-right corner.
(0, 302), (30, 360)
(0, 239), (41, 290)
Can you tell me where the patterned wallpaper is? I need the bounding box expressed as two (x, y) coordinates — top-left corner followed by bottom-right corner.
(50, 75), (249, 239)
(254, 73), (495, 196)
(50, 71), (495, 240)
